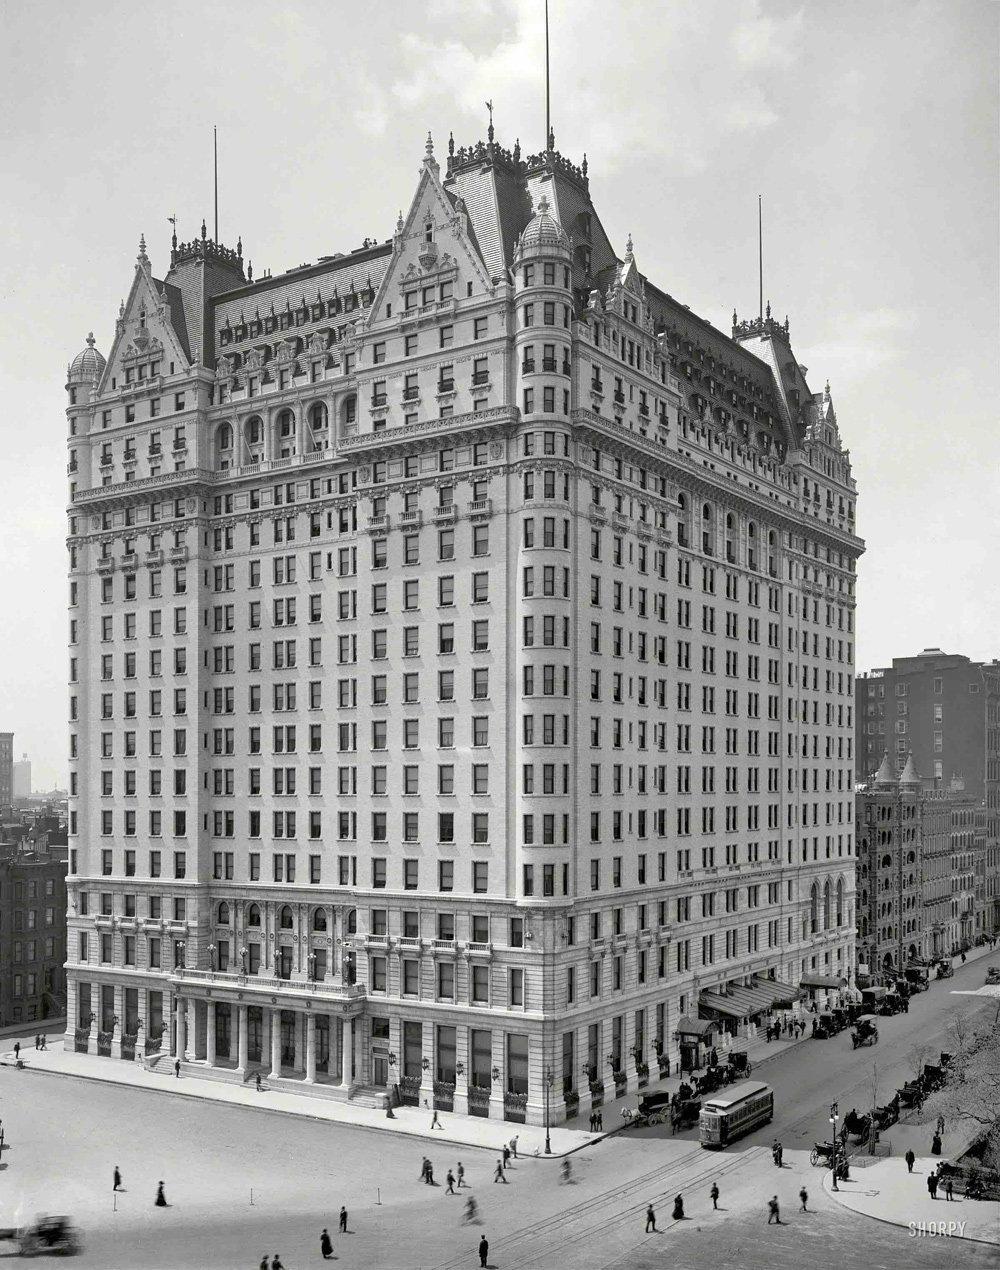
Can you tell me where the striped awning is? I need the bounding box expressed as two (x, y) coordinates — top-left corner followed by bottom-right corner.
(676, 1016), (714, 1037)
(700, 983), (775, 1020)
(752, 976), (804, 1006)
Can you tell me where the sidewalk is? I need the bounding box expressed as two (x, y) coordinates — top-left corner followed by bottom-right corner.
(822, 1156), (999, 1246)
(0, 1041), (598, 1158)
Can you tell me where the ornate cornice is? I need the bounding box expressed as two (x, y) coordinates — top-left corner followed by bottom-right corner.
(340, 405), (518, 457)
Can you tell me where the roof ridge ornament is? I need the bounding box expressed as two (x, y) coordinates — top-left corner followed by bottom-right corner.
(137, 233), (148, 265)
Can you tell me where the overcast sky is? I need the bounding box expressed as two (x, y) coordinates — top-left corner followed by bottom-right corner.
(1, 0), (997, 789)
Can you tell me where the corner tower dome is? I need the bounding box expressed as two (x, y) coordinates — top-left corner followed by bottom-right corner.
(68, 332), (106, 382)
(514, 193), (571, 264)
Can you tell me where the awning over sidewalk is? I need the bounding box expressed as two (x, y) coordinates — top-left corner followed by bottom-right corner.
(800, 974), (847, 990)
(676, 1016), (714, 1037)
(700, 983), (775, 1020)
(751, 976), (804, 1007)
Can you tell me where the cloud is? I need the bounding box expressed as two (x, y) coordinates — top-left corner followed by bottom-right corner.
(381, 0), (803, 172)
(798, 307), (916, 389)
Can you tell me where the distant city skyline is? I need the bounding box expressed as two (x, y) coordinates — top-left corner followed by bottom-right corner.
(1, 0), (997, 788)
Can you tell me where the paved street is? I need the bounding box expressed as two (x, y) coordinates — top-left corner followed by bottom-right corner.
(0, 956), (995, 1269)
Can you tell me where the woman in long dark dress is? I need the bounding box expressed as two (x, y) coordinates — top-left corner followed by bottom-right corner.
(672, 1194), (684, 1220)
(155, 1181), (167, 1206)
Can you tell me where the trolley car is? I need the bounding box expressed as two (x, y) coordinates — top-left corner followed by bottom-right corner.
(699, 1080), (774, 1149)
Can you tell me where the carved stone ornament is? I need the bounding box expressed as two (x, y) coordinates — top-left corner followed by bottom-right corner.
(91, 516), (101, 529)
(489, 441), (504, 459)
(359, 466), (371, 483)
(270, 996), (278, 1005)
(186, 498), (196, 512)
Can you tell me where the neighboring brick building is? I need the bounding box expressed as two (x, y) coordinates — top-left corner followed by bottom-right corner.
(63, 130), (862, 1122)
(0, 846), (68, 1025)
(0, 732), (13, 808)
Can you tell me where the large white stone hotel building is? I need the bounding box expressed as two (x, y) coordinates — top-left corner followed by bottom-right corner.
(63, 129), (862, 1124)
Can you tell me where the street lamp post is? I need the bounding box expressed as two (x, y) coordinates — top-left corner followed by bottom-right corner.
(544, 1066), (554, 1155)
(830, 1101), (840, 1190)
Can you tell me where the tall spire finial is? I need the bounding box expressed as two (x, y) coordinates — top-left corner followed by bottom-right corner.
(544, 0), (551, 156)
(168, 215), (178, 252)
(86, 332), (95, 348)
(766, 299), (771, 319)
(237, 235), (243, 258)
(448, 131), (455, 156)
(485, 99), (494, 143)
(138, 233), (148, 263)
(201, 218), (207, 241)
(625, 233), (634, 259)
(425, 131), (434, 158)
(247, 260), (253, 282)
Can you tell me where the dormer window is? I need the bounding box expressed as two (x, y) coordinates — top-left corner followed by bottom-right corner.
(424, 222), (433, 244)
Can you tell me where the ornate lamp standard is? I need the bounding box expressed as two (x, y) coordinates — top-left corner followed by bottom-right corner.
(544, 1066), (554, 1154)
(830, 1101), (840, 1191)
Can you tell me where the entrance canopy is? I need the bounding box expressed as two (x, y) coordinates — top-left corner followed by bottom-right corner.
(799, 974), (847, 990)
(751, 976), (803, 1007)
(700, 982), (776, 1020)
(676, 1016), (714, 1037)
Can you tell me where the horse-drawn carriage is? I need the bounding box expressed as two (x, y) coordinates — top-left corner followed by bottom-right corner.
(922, 1062), (946, 1093)
(897, 1080), (924, 1108)
(671, 1097), (702, 1133)
(843, 1108), (874, 1143)
(873, 1095), (900, 1130)
(851, 1015), (879, 1049)
(624, 1091), (672, 1127)
(809, 1139), (839, 1167)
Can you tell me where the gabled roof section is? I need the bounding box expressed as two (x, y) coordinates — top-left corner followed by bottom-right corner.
(442, 135), (533, 279)
(98, 237), (192, 394)
(369, 133), (495, 324)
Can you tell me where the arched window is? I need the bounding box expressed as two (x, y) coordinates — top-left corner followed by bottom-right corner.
(810, 883), (818, 934)
(823, 880), (832, 930)
(217, 901), (230, 925)
(247, 903), (261, 927)
(279, 905), (294, 929)
(346, 908), (357, 935)
(312, 907), (327, 932)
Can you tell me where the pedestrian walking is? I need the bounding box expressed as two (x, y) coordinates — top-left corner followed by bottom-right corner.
(927, 1173), (938, 1199)
(502, 1145), (511, 1169)
(259, 1257), (269, 1270)
(945, 1177), (954, 1201)
(709, 1182), (719, 1209)
(431, 1109), (442, 1130)
(561, 1159), (572, 1184)
(767, 1195), (780, 1224)
(155, 1181), (167, 1207)
(672, 1194), (684, 1221)
(931, 1133), (942, 1156)
(936, 1115), (946, 1136)
(799, 1187), (808, 1212)
(446, 1169), (456, 1195)
(457, 1161), (465, 1187)
(420, 1157), (429, 1183)
(173, 1058), (181, 1078)
(320, 1228), (333, 1260)
(271, 1256), (284, 1270)
(13, 1042), (19, 1060)
(709, 1047), (718, 1068)
(113, 1166), (122, 1192)
(598, 1110), (603, 1131)
(510, 1135), (519, 1159)
(494, 1160), (507, 1183)
(478, 1235), (489, 1268)
(427, 1162), (435, 1186)
(905, 1149), (916, 1173)
(255, 1072), (262, 1093)
(463, 1196), (478, 1224)
(339, 1206), (348, 1233)
(645, 1203), (657, 1232)
(772, 1139), (783, 1168)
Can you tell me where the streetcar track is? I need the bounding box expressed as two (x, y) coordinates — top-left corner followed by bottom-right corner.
(427, 1145), (761, 1270)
